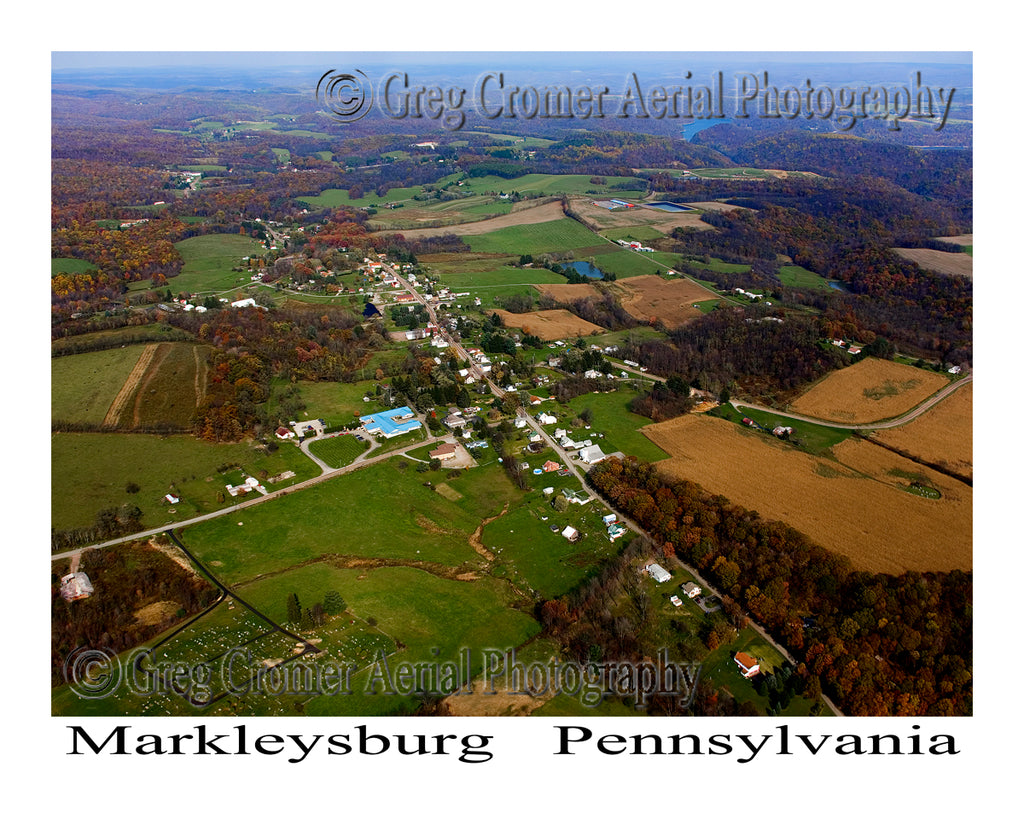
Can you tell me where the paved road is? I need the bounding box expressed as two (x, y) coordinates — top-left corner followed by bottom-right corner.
(51, 431), (439, 563)
(730, 372), (972, 431)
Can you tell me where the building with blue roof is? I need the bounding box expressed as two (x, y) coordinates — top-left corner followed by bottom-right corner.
(360, 406), (422, 438)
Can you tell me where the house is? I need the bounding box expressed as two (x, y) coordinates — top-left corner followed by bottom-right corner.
(670, 595), (683, 607)
(734, 652), (761, 678)
(645, 562), (671, 583)
(542, 460), (561, 472)
(607, 523), (626, 541)
(527, 432), (542, 444)
(577, 444), (606, 465)
(164, 493), (180, 505)
(444, 414), (467, 430)
(536, 412), (557, 425)
(60, 572), (94, 602)
(602, 513), (617, 526)
(681, 581), (702, 599)
(361, 407), (422, 438)
(561, 526), (580, 542)
(561, 488), (592, 505)
(230, 297), (257, 309)
(514, 418), (527, 429)
(275, 426), (296, 440)
(429, 442), (458, 462)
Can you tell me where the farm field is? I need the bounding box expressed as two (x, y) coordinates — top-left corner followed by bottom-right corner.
(449, 172), (645, 197)
(689, 167), (821, 180)
(642, 413), (971, 574)
(893, 247), (973, 278)
(162, 234), (267, 294)
(558, 388), (670, 463)
(777, 264), (832, 290)
(366, 195), (513, 230)
(465, 215), (602, 255)
(429, 262), (566, 308)
(130, 342), (208, 429)
(181, 457), (522, 585)
(610, 275), (720, 328)
(266, 378), (387, 428)
(297, 184), (427, 209)
(591, 249), (668, 278)
(490, 308), (603, 340)
(52, 346), (151, 426)
(532, 282), (602, 301)
(575, 198), (714, 232)
(376, 200), (566, 240)
(788, 357), (950, 423)
(871, 382), (972, 479)
(51, 432), (317, 531)
(51, 257), (97, 275)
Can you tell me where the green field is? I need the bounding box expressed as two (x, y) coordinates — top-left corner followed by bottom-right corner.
(270, 147), (290, 163)
(51, 257), (97, 275)
(51, 433), (318, 531)
(161, 234), (267, 294)
(559, 389), (669, 462)
(266, 378), (388, 427)
(298, 184), (428, 209)
(52, 346), (148, 426)
(431, 263), (566, 308)
(711, 403), (852, 456)
(465, 217), (604, 255)
(449, 173), (645, 197)
(590, 249), (667, 278)
(181, 457), (522, 585)
(777, 264), (832, 290)
(308, 434), (369, 468)
(602, 226), (666, 242)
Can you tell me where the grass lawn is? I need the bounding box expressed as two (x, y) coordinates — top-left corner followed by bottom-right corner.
(52, 346), (149, 425)
(51, 433), (318, 531)
(181, 456), (522, 584)
(777, 264), (832, 290)
(465, 217), (603, 255)
(558, 388), (670, 462)
(308, 434), (369, 467)
(161, 234), (267, 294)
(710, 403), (851, 456)
(51, 257), (97, 275)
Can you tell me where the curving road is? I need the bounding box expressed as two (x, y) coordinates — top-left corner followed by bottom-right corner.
(730, 373), (972, 431)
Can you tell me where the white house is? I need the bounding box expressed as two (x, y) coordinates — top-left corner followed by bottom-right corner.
(645, 562), (671, 583)
(577, 444), (606, 465)
(537, 412), (557, 425)
(230, 297), (257, 309)
(681, 581), (702, 599)
(561, 526), (580, 542)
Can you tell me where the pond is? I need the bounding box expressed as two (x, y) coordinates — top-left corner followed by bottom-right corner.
(563, 260), (605, 279)
(641, 202), (695, 212)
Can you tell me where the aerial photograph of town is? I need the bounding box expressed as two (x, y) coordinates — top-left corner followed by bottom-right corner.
(49, 47), (975, 734)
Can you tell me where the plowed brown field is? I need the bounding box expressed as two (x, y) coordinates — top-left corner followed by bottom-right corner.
(611, 275), (719, 329)
(872, 383), (972, 479)
(533, 283), (602, 300)
(893, 247), (973, 278)
(641, 414), (971, 574)
(491, 308), (603, 340)
(789, 358), (949, 423)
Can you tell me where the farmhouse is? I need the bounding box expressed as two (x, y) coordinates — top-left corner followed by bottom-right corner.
(361, 407), (422, 438)
(645, 562), (671, 583)
(275, 426), (296, 440)
(60, 572), (94, 602)
(429, 442), (458, 462)
(681, 581), (702, 598)
(734, 652), (761, 679)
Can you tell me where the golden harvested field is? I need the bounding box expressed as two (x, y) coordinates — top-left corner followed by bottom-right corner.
(490, 308), (604, 340)
(789, 358), (949, 423)
(611, 275), (719, 328)
(936, 234), (973, 246)
(893, 247), (973, 278)
(532, 282), (602, 301)
(872, 383), (972, 479)
(642, 414), (971, 574)
(375, 200), (565, 239)
(681, 201), (751, 212)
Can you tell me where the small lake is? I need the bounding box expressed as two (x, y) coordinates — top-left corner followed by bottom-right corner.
(564, 260), (605, 279)
(642, 201), (695, 212)
(828, 280), (850, 292)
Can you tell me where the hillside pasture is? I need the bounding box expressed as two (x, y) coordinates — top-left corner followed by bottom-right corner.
(892, 247), (973, 278)
(52, 346), (152, 427)
(375, 200), (566, 240)
(491, 308), (603, 340)
(166, 234), (267, 294)
(465, 215), (601, 255)
(642, 413), (971, 574)
(610, 275), (720, 328)
(789, 358), (950, 423)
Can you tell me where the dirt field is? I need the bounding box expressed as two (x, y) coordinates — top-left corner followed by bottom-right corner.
(575, 198), (713, 232)
(682, 201), (751, 212)
(375, 200), (565, 240)
(935, 234), (973, 246)
(893, 247), (973, 278)
(610, 275), (719, 328)
(872, 383), (972, 479)
(789, 358), (950, 423)
(491, 308), (604, 340)
(533, 282), (602, 301)
(642, 414), (971, 574)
